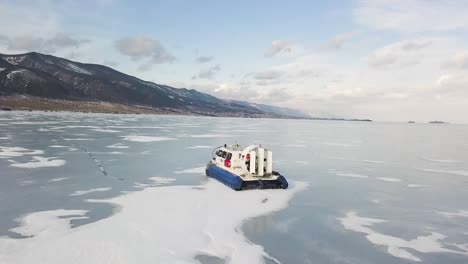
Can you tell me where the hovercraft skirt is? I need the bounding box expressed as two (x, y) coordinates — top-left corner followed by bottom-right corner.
(206, 165), (288, 191)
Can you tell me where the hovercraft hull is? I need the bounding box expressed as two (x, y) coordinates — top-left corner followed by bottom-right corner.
(206, 164), (288, 191)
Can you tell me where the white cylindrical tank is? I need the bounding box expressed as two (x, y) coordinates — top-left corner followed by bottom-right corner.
(266, 150), (273, 174)
(249, 151), (256, 174)
(257, 148), (264, 176)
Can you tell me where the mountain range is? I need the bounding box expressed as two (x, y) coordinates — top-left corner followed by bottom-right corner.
(0, 52), (310, 118)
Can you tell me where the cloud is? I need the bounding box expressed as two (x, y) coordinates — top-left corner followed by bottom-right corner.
(366, 39), (432, 68)
(192, 65), (221, 80)
(355, 0), (468, 33)
(435, 73), (468, 95)
(115, 36), (175, 64)
(189, 82), (292, 104)
(0, 33), (89, 53)
(46, 33), (89, 48)
(260, 88), (292, 102)
(444, 51), (468, 69)
(265, 40), (293, 57)
(194, 56), (214, 63)
(323, 32), (354, 50)
(0, 1), (61, 37)
(254, 70), (284, 80)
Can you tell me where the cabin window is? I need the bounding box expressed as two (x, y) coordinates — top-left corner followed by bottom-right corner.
(226, 153), (232, 160)
(216, 150), (223, 157)
(221, 151), (227, 159)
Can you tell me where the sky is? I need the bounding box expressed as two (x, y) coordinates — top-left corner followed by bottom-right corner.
(1, 0), (468, 123)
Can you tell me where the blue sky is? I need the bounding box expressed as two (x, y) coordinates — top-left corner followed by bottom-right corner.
(1, 0), (468, 122)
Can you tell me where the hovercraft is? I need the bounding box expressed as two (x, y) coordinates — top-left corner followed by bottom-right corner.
(206, 144), (288, 191)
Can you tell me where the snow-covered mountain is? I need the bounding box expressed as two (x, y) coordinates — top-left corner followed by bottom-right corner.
(0, 52), (307, 118)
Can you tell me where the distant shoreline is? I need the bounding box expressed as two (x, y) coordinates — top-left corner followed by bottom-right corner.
(0, 95), (372, 122)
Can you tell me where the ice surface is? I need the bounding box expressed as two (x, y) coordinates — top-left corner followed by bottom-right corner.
(437, 210), (468, 218)
(283, 144), (306, 148)
(338, 212), (468, 262)
(122, 135), (176, 142)
(0, 180), (307, 264)
(10, 156), (66, 168)
(274, 217), (299, 233)
(376, 177), (402, 182)
(70, 187), (112, 196)
(49, 145), (68, 148)
(295, 161), (310, 165)
(322, 142), (353, 147)
(174, 166), (206, 174)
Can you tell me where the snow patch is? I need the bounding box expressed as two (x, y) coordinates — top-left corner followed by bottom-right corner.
(187, 145), (213, 149)
(377, 177), (402, 182)
(418, 168), (468, 177)
(0, 180), (307, 264)
(9, 210), (88, 237)
(422, 157), (461, 163)
(10, 156), (66, 168)
(92, 128), (121, 133)
(134, 177), (176, 188)
(65, 62), (92, 75)
(331, 170), (368, 178)
(122, 135), (176, 142)
(106, 143), (129, 149)
(149, 176), (175, 184)
(4, 55), (26, 65)
(48, 178), (68, 182)
(174, 166), (206, 174)
(322, 142), (353, 147)
(363, 160), (385, 164)
(189, 134), (234, 138)
(6, 69), (26, 79)
(407, 184), (427, 188)
(70, 187), (112, 196)
(336, 172), (369, 178)
(0, 146), (44, 157)
(63, 138), (95, 141)
(338, 212), (468, 262)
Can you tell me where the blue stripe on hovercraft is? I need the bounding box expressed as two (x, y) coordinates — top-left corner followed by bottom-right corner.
(206, 164), (243, 190)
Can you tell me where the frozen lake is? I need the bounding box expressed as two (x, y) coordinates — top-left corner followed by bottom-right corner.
(1, 111), (468, 263)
